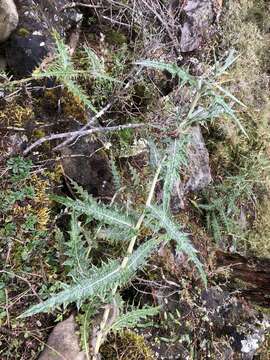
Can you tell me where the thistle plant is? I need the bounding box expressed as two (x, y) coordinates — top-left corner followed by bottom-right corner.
(20, 135), (206, 358)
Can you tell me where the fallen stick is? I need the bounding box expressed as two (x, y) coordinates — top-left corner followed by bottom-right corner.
(53, 102), (113, 151)
(23, 123), (144, 156)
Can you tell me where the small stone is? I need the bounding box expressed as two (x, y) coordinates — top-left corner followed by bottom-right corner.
(0, 0), (18, 43)
(38, 315), (86, 360)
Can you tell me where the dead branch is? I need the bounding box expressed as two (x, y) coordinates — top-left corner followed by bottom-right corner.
(23, 123), (144, 156)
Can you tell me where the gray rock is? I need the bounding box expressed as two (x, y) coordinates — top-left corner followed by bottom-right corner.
(171, 125), (212, 212)
(38, 315), (86, 360)
(0, 0), (18, 43)
(184, 125), (212, 192)
(180, 0), (214, 52)
(201, 287), (270, 359)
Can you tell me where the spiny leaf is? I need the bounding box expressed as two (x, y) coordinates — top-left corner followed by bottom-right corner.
(110, 155), (122, 192)
(136, 60), (196, 86)
(97, 225), (137, 243)
(84, 46), (104, 75)
(52, 194), (136, 229)
(147, 205), (206, 285)
(214, 49), (239, 77)
(20, 238), (159, 318)
(109, 306), (160, 332)
(64, 212), (90, 280)
(214, 96), (247, 137)
(19, 259), (120, 318)
(148, 138), (162, 169)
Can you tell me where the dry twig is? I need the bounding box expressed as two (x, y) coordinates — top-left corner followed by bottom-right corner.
(23, 123), (144, 155)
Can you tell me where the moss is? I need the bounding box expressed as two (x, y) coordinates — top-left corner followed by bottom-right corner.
(41, 88), (87, 121)
(46, 163), (63, 183)
(32, 128), (46, 139)
(257, 331), (270, 359)
(30, 174), (51, 231)
(0, 103), (34, 127)
(61, 89), (88, 122)
(0, 160), (55, 270)
(17, 27), (31, 37)
(221, 0), (270, 106)
(247, 196), (270, 257)
(101, 331), (156, 360)
(200, 0), (270, 256)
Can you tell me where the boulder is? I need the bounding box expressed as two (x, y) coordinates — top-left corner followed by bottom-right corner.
(0, 0), (18, 43)
(184, 125), (212, 192)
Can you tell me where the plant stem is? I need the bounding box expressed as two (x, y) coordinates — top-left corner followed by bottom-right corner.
(92, 160), (164, 359)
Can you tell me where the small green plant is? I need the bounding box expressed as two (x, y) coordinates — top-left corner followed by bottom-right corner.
(32, 33), (119, 113)
(6, 156), (33, 182)
(1, 33), (118, 113)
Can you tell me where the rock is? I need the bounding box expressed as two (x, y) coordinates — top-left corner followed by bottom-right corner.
(184, 125), (212, 192)
(179, 0), (215, 53)
(0, 0), (18, 43)
(170, 125), (212, 212)
(61, 137), (115, 199)
(201, 287), (270, 359)
(5, 0), (82, 76)
(38, 315), (86, 360)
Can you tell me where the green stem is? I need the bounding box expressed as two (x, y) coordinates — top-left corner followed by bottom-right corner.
(92, 160), (164, 358)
